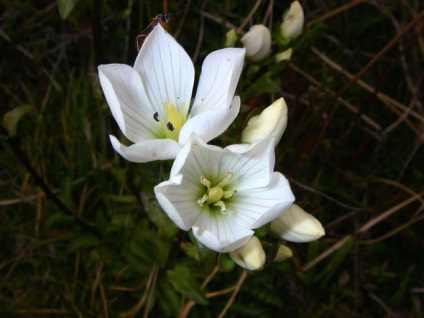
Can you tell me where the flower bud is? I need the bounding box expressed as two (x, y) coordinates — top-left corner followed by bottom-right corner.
(280, 1), (304, 40)
(225, 29), (238, 47)
(275, 48), (293, 62)
(270, 204), (325, 243)
(241, 98), (288, 147)
(241, 24), (271, 61)
(229, 236), (266, 271)
(274, 244), (293, 262)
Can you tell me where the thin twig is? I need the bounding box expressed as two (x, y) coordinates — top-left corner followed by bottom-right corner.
(307, 0), (365, 28)
(237, 0), (262, 33)
(332, 10), (424, 105)
(179, 266), (219, 318)
(218, 270), (248, 318)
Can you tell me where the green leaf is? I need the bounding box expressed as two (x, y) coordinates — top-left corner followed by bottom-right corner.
(2, 105), (32, 137)
(217, 253), (236, 272)
(167, 265), (208, 305)
(67, 234), (100, 253)
(58, 0), (76, 20)
(141, 193), (179, 238)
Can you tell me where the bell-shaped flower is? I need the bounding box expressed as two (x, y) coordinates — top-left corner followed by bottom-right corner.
(241, 98), (288, 147)
(98, 24), (246, 163)
(270, 204), (325, 243)
(230, 236), (266, 271)
(241, 24), (272, 62)
(154, 134), (295, 253)
(280, 1), (304, 40)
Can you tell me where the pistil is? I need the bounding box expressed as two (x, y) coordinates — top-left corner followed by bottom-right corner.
(197, 171), (237, 214)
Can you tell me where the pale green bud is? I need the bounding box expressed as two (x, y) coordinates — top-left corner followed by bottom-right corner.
(270, 204), (325, 243)
(241, 24), (271, 62)
(275, 48), (293, 62)
(229, 236), (266, 271)
(225, 29), (238, 47)
(241, 98), (288, 147)
(274, 244), (293, 262)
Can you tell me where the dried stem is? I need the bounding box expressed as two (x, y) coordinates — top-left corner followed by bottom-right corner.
(217, 270), (248, 318)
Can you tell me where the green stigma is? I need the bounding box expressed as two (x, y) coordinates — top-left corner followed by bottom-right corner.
(197, 171), (237, 214)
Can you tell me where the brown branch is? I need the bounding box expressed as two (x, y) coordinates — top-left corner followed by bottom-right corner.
(218, 270), (248, 318)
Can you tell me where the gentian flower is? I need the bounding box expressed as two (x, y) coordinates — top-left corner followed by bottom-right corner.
(154, 134), (295, 253)
(98, 24), (245, 162)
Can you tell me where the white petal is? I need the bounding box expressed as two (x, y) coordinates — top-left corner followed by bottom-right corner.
(192, 211), (254, 253)
(225, 143), (251, 153)
(244, 172), (295, 228)
(110, 135), (180, 163)
(98, 64), (157, 142)
(179, 96), (241, 144)
(191, 48), (245, 115)
(222, 138), (275, 191)
(224, 172), (293, 229)
(154, 174), (201, 230)
(170, 133), (224, 179)
(134, 24), (194, 119)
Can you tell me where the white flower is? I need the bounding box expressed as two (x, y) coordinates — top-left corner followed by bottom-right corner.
(154, 134), (295, 253)
(241, 24), (272, 61)
(230, 236), (266, 271)
(270, 204), (325, 242)
(241, 98), (288, 147)
(98, 24), (245, 163)
(280, 1), (304, 40)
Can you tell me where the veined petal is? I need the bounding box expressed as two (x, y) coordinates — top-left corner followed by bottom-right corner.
(191, 48), (245, 115)
(98, 64), (157, 142)
(110, 135), (180, 163)
(170, 134), (223, 179)
(192, 211), (254, 253)
(179, 96), (241, 144)
(134, 24), (194, 119)
(221, 138), (275, 191)
(154, 175), (201, 230)
(237, 172), (295, 229)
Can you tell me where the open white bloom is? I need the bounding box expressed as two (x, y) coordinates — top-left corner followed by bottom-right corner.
(280, 1), (304, 40)
(98, 24), (245, 162)
(154, 134), (295, 253)
(270, 204), (325, 242)
(241, 24), (272, 61)
(241, 98), (288, 147)
(230, 236), (266, 271)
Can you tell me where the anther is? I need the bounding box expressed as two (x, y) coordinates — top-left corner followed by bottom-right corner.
(197, 194), (208, 206)
(167, 122), (174, 131)
(153, 112), (159, 122)
(200, 176), (211, 189)
(223, 190), (237, 199)
(214, 201), (227, 214)
(216, 171), (233, 188)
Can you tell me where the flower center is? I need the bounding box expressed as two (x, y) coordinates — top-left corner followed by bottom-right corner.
(197, 171), (237, 214)
(153, 102), (186, 141)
